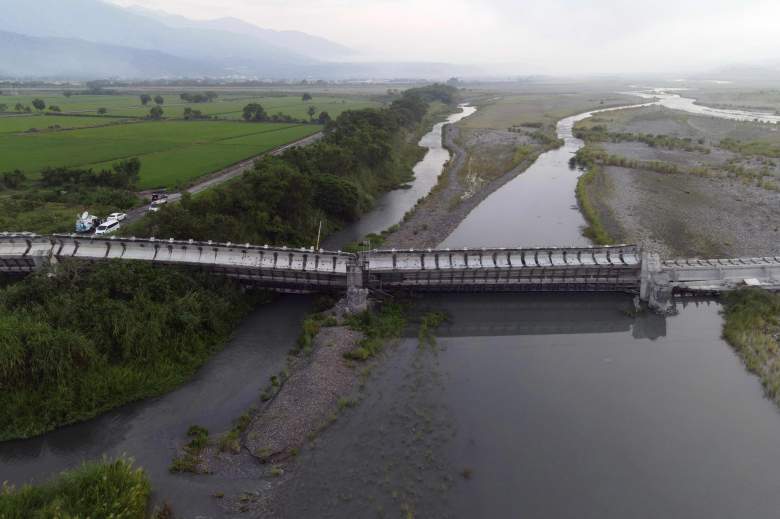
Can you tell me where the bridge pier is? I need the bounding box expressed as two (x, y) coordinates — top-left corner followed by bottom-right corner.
(640, 251), (673, 314)
(345, 263), (369, 314)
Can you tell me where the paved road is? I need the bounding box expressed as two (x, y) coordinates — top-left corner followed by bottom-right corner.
(124, 131), (323, 226)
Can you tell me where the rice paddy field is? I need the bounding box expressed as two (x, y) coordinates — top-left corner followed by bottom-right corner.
(0, 92), (379, 188)
(0, 93), (377, 119)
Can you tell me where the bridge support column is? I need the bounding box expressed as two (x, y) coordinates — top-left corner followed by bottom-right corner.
(640, 251), (672, 314)
(346, 264), (369, 314)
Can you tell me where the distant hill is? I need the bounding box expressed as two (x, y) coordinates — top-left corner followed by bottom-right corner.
(0, 0), (315, 76)
(126, 6), (354, 61)
(0, 30), (219, 79)
(0, 0), (472, 80)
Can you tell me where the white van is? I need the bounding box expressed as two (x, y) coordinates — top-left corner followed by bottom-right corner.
(94, 219), (120, 236)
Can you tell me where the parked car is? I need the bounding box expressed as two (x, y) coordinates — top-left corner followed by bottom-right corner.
(148, 204), (160, 213)
(151, 192), (168, 206)
(94, 219), (120, 236)
(107, 212), (127, 221)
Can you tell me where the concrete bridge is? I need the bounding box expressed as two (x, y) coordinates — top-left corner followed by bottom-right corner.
(1, 233), (779, 312)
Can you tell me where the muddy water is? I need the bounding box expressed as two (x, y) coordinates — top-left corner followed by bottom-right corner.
(323, 105), (476, 250)
(276, 295), (780, 518)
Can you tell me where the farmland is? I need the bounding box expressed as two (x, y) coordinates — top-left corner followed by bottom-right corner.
(0, 91), (379, 188)
(0, 92), (377, 119)
(0, 120), (319, 188)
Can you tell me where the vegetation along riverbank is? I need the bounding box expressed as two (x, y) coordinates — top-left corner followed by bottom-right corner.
(0, 261), (256, 441)
(127, 84), (458, 246)
(0, 457), (153, 518)
(722, 288), (780, 406)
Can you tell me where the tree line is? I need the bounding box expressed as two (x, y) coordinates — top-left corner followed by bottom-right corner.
(131, 83), (458, 246)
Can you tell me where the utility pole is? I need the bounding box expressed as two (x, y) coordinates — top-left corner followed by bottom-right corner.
(315, 220), (322, 250)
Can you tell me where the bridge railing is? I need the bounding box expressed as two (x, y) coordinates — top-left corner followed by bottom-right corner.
(364, 245), (641, 272)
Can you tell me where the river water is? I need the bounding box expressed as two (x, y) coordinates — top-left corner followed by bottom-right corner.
(629, 88), (780, 125)
(5, 96), (780, 518)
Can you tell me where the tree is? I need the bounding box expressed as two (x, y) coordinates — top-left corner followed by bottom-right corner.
(205, 91), (218, 102)
(97, 107), (107, 114)
(1, 170), (26, 189)
(307, 105), (317, 121)
(149, 106), (164, 120)
(48, 105), (61, 112)
(317, 111), (332, 125)
(302, 93), (312, 102)
(0, 104), (7, 113)
(63, 90), (73, 98)
(14, 103), (24, 112)
(183, 107), (203, 120)
(154, 95), (164, 105)
(32, 99), (46, 112)
(140, 94), (151, 106)
(242, 103), (268, 122)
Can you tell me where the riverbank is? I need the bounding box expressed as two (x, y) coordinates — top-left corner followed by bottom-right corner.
(382, 123), (561, 248)
(572, 105), (780, 257)
(722, 288), (780, 406)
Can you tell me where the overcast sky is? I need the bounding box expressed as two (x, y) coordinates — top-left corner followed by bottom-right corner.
(108, 0), (779, 74)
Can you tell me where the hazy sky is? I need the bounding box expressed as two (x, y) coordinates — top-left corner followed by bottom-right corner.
(108, 0), (779, 74)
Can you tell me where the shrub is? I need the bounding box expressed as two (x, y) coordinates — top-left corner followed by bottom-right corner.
(0, 457), (150, 518)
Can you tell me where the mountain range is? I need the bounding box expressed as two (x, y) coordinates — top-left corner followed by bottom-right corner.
(0, 0), (364, 79)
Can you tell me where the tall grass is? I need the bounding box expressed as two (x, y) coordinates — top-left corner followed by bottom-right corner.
(0, 457), (150, 518)
(344, 303), (407, 360)
(0, 260), (255, 440)
(722, 288), (780, 404)
(575, 165), (613, 245)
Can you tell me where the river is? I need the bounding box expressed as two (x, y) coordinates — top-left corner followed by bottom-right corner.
(273, 94), (780, 518)
(5, 97), (780, 518)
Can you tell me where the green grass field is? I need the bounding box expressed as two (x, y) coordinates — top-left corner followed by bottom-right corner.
(0, 91), (378, 189)
(0, 93), (377, 119)
(0, 115), (130, 134)
(0, 120), (320, 189)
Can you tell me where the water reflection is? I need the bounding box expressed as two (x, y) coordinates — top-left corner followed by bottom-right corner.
(417, 293), (667, 340)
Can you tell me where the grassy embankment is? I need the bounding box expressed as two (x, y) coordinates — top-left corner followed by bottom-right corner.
(0, 261), (255, 441)
(722, 288), (780, 405)
(0, 457), (151, 518)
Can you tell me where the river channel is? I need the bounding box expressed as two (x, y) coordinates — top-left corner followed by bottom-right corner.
(4, 96), (780, 518)
(276, 93), (780, 518)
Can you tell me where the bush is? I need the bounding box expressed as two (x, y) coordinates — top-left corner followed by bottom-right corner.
(344, 303), (407, 360)
(0, 261), (253, 440)
(0, 457), (150, 518)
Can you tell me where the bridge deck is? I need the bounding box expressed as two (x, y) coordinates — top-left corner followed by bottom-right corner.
(2, 234), (779, 300)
